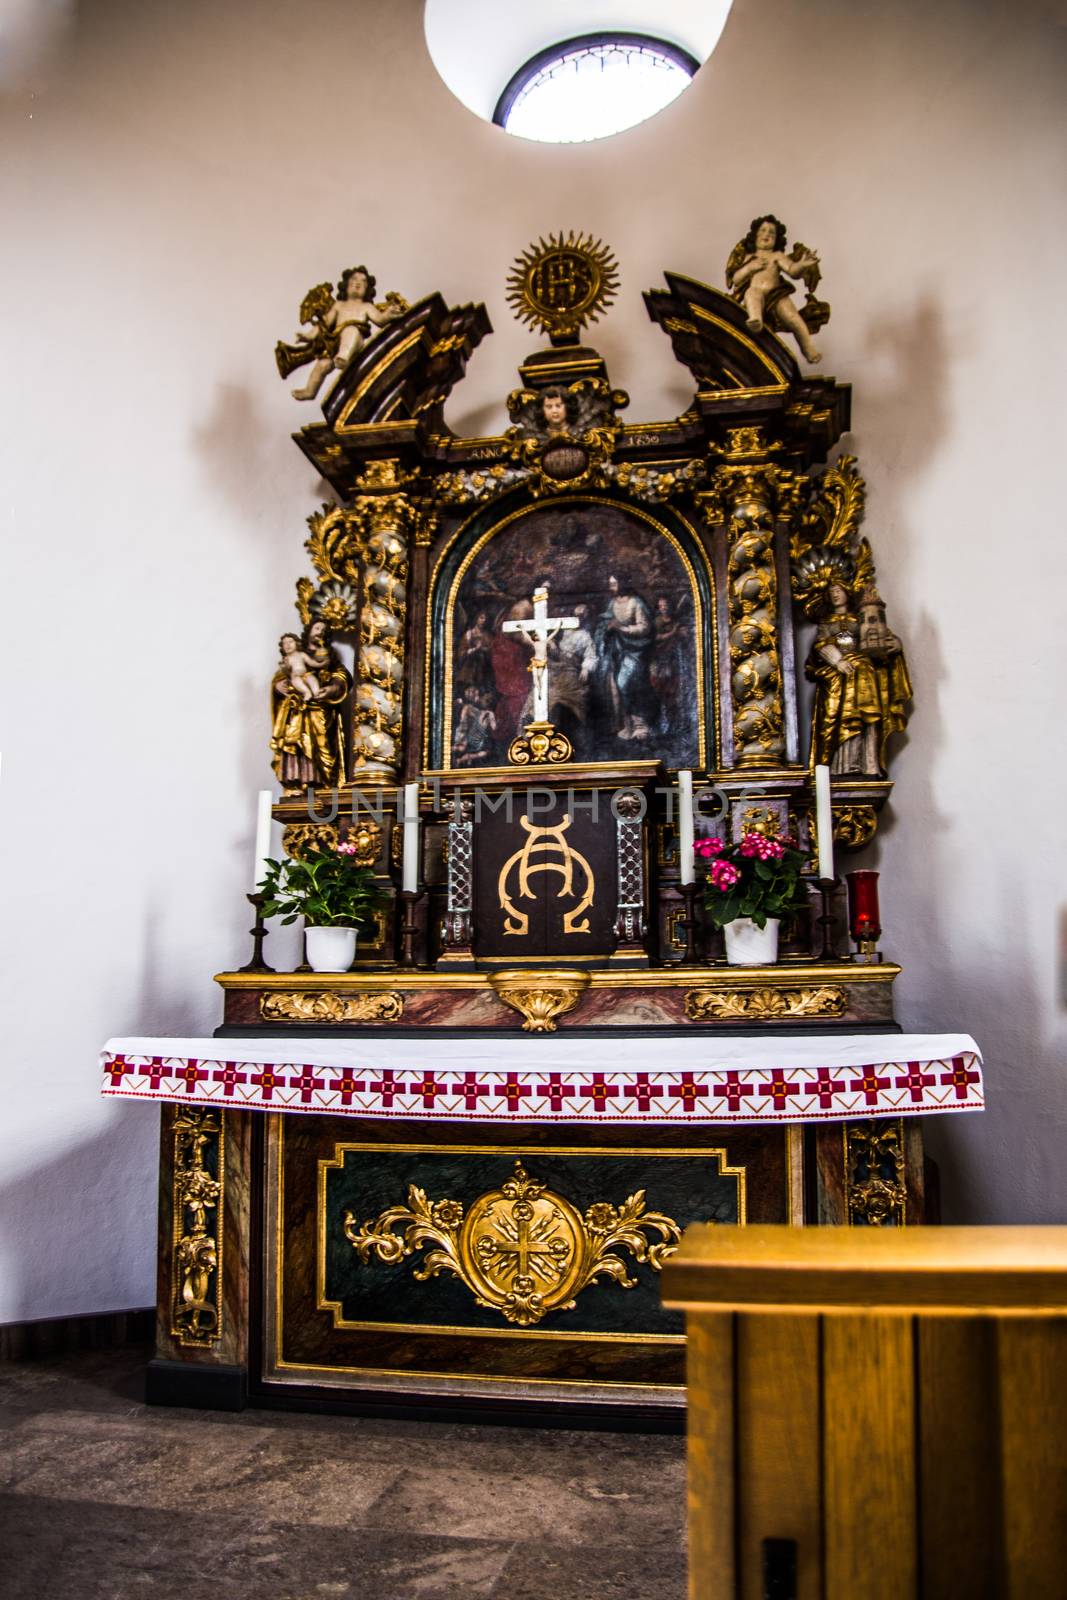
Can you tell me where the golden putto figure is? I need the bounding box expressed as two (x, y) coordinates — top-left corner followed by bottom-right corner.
(801, 551), (912, 775)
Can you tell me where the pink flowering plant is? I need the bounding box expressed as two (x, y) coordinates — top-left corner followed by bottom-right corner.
(695, 830), (810, 931)
(258, 841), (385, 929)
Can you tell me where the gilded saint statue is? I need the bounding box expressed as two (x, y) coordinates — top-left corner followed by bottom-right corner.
(804, 564), (912, 776)
(270, 620), (351, 792)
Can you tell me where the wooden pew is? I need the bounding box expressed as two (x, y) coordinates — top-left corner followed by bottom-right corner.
(663, 1225), (1067, 1600)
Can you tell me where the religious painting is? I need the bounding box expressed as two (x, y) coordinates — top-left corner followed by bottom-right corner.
(445, 502), (704, 769)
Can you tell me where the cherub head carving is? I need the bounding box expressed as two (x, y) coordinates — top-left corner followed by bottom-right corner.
(743, 214), (789, 253)
(337, 265), (376, 301)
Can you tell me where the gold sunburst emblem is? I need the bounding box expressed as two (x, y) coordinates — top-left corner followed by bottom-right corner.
(506, 232), (619, 345)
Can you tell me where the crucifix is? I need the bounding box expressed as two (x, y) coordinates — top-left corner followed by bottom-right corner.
(501, 584), (580, 724)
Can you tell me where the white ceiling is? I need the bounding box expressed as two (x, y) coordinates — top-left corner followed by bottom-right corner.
(423, 0), (733, 122)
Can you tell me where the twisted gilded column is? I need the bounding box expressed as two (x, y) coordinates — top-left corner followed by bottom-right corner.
(348, 462), (418, 783)
(300, 461), (422, 786)
(706, 429), (786, 769)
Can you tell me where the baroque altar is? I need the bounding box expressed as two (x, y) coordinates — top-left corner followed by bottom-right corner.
(120, 228), (982, 1421)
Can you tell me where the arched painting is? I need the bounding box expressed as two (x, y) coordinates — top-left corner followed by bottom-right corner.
(445, 501), (706, 769)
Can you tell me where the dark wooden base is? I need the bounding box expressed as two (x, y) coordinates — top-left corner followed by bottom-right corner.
(150, 1099), (926, 1424)
(146, 1357), (247, 1411)
(0, 1307), (153, 1362)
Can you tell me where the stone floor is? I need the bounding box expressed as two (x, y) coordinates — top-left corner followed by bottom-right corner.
(0, 1345), (687, 1600)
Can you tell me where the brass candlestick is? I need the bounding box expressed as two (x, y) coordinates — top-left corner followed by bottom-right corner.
(238, 892), (275, 973)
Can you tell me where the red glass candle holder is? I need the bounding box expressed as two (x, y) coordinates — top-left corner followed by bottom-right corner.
(846, 870), (881, 960)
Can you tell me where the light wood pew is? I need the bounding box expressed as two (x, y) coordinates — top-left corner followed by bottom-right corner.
(663, 1225), (1067, 1600)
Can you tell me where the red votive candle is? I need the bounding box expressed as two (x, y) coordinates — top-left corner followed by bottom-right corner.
(846, 870), (881, 941)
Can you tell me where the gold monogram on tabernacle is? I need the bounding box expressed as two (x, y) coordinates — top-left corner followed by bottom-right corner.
(497, 815), (595, 936)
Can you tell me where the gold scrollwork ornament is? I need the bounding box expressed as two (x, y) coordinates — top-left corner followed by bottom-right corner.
(507, 720), (573, 765)
(260, 990), (404, 1024)
(832, 805), (878, 850)
(685, 986), (847, 1022)
(345, 1160), (681, 1327)
(845, 1122), (907, 1226)
(283, 823), (339, 859)
(171, 1109), (223, 1347)
(345, 818), (382, 865)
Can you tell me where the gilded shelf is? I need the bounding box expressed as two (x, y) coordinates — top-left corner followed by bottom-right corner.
(216, 962), (900, 993)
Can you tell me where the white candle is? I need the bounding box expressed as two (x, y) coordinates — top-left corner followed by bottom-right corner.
(253, 790), (274, 892)
(402, 781), (420, 893)
(678, 770), (695, 886)
(814, 764), (834, 882)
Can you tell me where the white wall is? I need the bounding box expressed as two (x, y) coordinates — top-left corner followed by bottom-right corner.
(1, 0), (1064, 1321)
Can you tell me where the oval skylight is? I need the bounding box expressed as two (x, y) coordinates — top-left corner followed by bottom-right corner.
(424, 2), (733, 143)
(495, 34), (697, 144)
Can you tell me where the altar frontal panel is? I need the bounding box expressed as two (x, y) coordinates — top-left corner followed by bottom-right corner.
(264, 1115), (792, 1399)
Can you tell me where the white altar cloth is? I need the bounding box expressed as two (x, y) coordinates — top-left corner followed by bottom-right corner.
(101, 1033), (983, 1126)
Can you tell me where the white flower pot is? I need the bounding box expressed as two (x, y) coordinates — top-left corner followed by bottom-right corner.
(306, 926), (357, 973)
(723, 916), (780, 966)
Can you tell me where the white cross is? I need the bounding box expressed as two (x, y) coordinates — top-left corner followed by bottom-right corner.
(501, 585), (580, 723)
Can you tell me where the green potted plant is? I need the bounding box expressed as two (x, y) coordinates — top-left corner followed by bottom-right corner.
(695, 831), (810, 965)
(258, 841), (385, 972)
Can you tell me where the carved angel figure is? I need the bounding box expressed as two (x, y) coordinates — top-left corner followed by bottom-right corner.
(799, 550), (912, 776)
(726, 216), (829, 365)
(270, 620), (351, 792)
(274, 265), (409, 402)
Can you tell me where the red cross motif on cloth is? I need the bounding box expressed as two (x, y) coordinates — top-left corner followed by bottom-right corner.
(102, 1056), (135, 1086)
(624, 1075), (664, 1113)
(939, 1055), (981, 1100)
(541, 1073), (576, 1112)
(583, 1073), (616, 1110)
(714, 1071), (755, 1112)
(290, 1067), (326, 1105)
(894, 1062), (937, 1103)
(762, 1073), (801, 1110)
(332, 1070), (367, 1105)
(411, 1073), (444, 1109)
(211, 1063), (248, 1096)
(499, 1074), (530, 1110)
(671, 1072), (709, 1110)
(143, 1058), (173, 1090)
(250, 1066), (285, 1101)
(450, 1071), (491, 1110)
(802, 1066), (847, 1108)
(849, 1068), (892, 1106)
(177, 1060), (209, 1095)
(375, 1070), (411, 1108)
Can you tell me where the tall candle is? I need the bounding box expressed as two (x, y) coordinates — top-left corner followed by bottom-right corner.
(253, 790), (273, 892)
(402, 781), (420, 893)
(678, 770), (695, 886)
(814, 764), (834, 881)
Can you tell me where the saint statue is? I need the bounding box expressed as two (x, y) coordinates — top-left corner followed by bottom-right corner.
(806, 576), (912, 776)
(270, 620), (351, 792)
